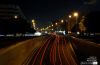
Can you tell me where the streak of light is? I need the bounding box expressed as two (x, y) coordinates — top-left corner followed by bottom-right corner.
(50, 43), (53, 64)
(61, 37), (70, 65)
(40, 38), (52, 65)
(32, 36), (51, 65)
(50, 37), (56, 65)
(57, 36), (62, 65)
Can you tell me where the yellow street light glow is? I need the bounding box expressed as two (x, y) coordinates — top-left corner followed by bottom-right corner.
(32, 19), (36, 29)
(52, 29), (53, 30)
(69, 15), (72, 18)
(61, 20), (64, 23)
(14, 15), (18, 19)
(77, 31), (80, 35)
(52, 24), (53, 26)
(73, 12), (78, 17)
(32, 19), (35, 23)
(55, 23), (57, 25)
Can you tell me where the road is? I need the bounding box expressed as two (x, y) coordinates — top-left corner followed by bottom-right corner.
(0, 35), (100, 65)
(71, 36), (100, 64)
(26, 35), (79, 65)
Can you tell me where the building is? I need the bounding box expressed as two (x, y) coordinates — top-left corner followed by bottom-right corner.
(0, 5), (32, 34)
(0, 5), (26, 19)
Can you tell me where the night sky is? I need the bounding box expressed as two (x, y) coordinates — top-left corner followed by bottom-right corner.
(0, 0), (100, 28)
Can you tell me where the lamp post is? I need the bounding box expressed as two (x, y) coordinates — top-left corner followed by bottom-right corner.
(68, 15), (72, 34)
(32, 19), (36, 29)
(73, 12), (78, 34)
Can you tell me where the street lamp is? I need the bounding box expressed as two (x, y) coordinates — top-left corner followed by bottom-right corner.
(73, 12), (78, 17)
(55, 23), (57, 25)
(77, 31), (80, 35)
(52, 24), (53, 26)
(68, 15), (72, 34)
(61, 20), (64, 23)
(32, 19), (36, 29)
(14, 15), (18, 19)
(69, 15), (72, 18)
(73, 12), (78, 33)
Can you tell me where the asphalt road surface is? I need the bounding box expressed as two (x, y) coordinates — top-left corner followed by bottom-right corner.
(26, 35), (79, 65)
(0, 35), (100, 65)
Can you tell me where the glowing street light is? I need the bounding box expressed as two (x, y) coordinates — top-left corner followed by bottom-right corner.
(52, 24), (53, 26)
(32, 20), (35, 24)
(61, 20), (64, 23)
(73, 12), (79, 33)
(55, 23), (57, 25)
(68, 15), (72, 32)
(69, 15), (72, 18)
(73, 12), (78, 17)
(32, 19), (36, 29)
(77, 31), (80, 35)
(14, 15), (18, 19)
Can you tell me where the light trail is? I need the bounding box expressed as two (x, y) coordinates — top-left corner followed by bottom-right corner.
(57, 36), (62, 65)
(40, 37), (52, 65)
(61, 37), (70, 65)
(32, 36), (52, 65)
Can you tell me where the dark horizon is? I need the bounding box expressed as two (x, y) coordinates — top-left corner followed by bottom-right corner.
(0, 0), (100, 28)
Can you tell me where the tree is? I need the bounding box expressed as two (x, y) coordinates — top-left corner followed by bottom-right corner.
(79, 16), (86, 32)
(84, 11), (100, 33)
